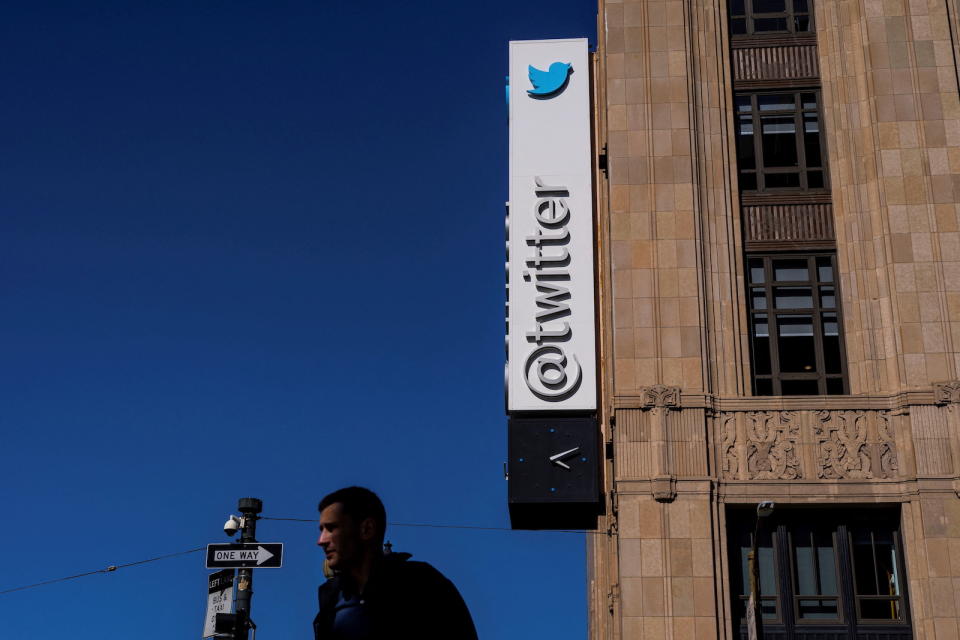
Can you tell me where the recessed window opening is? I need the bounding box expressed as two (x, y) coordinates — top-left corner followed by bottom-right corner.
(730, 0), (814, 35)
(736, 92), (826, 193)
(791, 527), (840, 621)
(727, 507), (911, 640)
(748, 254), (846, 395)
(851, 528), (905, 621)
(733, 527), (780, 621)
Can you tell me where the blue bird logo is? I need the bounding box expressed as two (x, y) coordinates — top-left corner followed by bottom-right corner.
(527, 62), (572, 98)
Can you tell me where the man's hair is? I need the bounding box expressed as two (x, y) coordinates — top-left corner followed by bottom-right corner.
(318, 486), (387, 544)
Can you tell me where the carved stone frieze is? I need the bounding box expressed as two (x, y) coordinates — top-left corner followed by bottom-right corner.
(876, 412), (898, 479)
(720, 413), (739, 478)
(815, 410), (871, 479)
(935, 381), (960, 405)
(745, 411), (801, 479)
(640, 385), (681, 409)
(717, 408), (899, 481)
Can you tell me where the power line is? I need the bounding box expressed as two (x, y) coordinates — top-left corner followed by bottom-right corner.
(2, 518), (596, 596)
(0, 547), (204, 596)
(262, 515), (599, 535)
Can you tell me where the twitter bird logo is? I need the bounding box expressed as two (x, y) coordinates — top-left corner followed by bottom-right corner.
(527, 62), (572, 98)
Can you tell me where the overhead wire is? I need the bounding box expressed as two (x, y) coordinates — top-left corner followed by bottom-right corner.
(1, 517), (596, 596)
(0, 547), (205, 596)
(262, 515), (600, 535)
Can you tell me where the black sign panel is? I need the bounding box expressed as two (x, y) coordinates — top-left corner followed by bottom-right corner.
(206, 543), (283, 569)
(507, 416), (601, 529)
(208, 568), (235, 593)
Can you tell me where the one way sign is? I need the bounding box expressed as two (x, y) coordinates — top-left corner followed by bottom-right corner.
(206, 543), (283, 569)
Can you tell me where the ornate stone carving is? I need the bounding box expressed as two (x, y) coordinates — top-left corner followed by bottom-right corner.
(877, 411), (898, 479)
(720, 413), (738, 479)
(935, 381), (960, 405)
(651, 475), (676, 502)
(815, 410), (871, 479)
(716, 407), (901, 482)
(640, 385), (681, 409)
(745, 411), (801, 479)
(607, 583), (620, 615)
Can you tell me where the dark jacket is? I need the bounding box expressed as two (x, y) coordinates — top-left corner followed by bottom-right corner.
(313, 552), (478, 640)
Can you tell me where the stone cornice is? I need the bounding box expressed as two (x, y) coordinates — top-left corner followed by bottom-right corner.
(613, 388), (941, 412)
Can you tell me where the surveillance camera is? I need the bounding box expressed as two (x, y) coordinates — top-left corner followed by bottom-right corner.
(224, 515), (242, 536)
(757, 501), (775, 518)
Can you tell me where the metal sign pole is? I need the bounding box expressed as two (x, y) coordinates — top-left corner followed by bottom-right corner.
(234, 497), (262, 640)
(747, 549), (760, 640)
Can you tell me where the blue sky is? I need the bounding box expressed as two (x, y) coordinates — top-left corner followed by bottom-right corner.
(0, 2), (598, 638)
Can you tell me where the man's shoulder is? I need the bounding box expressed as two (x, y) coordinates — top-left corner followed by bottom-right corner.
(382, 553), (436, 576)
(380, 554), (478, 639)
(318, 554), (456, 599)
(318, 575), (341, 606)
(380, 554), (454, 589)
(385, 554), (429, 571)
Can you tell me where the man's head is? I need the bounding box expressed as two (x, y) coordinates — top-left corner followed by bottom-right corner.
(317, 486), (386, 572)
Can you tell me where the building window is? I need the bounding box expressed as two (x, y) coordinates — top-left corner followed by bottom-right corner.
(747, 253), (846, 395)
(850, 527), (905, 621)
(791, 525), (840, 621)
(731, 526), (780, 622)
(736, 91), (826, 193)
(727, 508), (911, 640)
(730, 0), (814, 36)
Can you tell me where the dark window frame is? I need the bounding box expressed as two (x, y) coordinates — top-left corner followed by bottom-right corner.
(733, 527), (783, 623)
(729, 0), (815, 36)
(747, 252), (848, 396)
(736, 90), (829, 194)
(727, 507), (913, 640)
(788, 528), (843, 624)
(849, 528), (909, 624)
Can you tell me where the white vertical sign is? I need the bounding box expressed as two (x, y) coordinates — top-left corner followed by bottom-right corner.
(203, 569), (234, 638)
(508, 38), (596, 412)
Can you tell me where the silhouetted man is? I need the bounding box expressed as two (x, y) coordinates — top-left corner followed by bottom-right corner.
(313, 486), (478, 640)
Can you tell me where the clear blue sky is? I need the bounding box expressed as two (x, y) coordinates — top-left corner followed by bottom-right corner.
(0, 2), (598, 638)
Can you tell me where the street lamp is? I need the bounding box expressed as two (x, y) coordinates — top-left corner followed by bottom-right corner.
(747, 501), (775, 640)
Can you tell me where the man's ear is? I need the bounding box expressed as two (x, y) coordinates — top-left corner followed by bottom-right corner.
(359, 516), (376, 541)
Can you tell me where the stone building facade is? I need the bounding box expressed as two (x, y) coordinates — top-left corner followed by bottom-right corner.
(587, 0), (960, 637)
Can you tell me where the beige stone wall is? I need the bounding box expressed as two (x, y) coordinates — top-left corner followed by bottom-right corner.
(902, 497), (960, 640)
(817, 0), (960, 392)
(596, 0), (748, 634)
(592, 0), (960, 636)
(604, 0), (747, 397)
(617, 492), (718, 640)
(900, 399), (960, 640)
